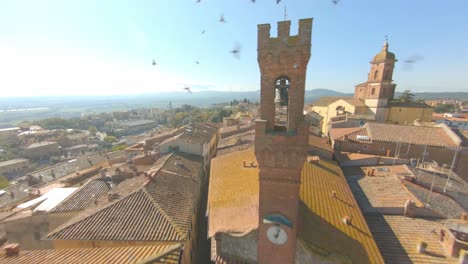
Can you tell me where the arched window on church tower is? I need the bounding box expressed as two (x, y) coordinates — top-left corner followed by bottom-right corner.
(373, 70), (379, 80)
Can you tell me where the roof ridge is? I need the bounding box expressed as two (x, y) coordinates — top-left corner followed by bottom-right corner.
(141, 188), (186, 239)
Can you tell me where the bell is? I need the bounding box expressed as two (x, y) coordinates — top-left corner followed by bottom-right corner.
(274, 88), (285, 105)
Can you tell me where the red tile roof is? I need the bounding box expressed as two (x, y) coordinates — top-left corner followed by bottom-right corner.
(334, 123), (461, 147)
(48, 179), (110, 214)
(46, 152), (203, 242)
(0, 244), (183, 264)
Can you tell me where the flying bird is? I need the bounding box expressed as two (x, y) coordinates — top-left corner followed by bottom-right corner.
(201, 30), (205, 34)
(332, 0), (340, 5)
(251, 0), (256, 3)
(230, 43), (241, 59)
(184, 87), (192, 93)
(403, 55), (423, 71)
(276, 0), (281, 4)
(195, 61), (200, 64)
(219, 14), (226, 23)
(404, 55), (424, 64)
(195, 0), (201, 3)
(152, 60), (156, 66)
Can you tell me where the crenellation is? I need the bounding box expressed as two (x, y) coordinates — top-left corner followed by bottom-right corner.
(277, 20), (291, 40)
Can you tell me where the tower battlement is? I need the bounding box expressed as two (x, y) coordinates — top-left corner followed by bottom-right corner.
(257, 18), (312, 51)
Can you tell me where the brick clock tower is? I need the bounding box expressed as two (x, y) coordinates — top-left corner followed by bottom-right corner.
(354, 40), (397, 122)
(255, 18), (312, 264)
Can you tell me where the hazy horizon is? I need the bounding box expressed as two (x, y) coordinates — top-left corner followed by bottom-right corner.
(1, 1), (467, 98)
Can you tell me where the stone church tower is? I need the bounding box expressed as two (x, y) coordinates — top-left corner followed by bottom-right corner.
(254, 18), (312, 264)
(354, 40), (397, 122)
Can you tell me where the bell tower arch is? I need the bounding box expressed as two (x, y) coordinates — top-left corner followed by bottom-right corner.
(255, 18), (313, 264)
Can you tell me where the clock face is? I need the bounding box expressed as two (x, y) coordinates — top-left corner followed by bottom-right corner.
(267, 225), (288, 245)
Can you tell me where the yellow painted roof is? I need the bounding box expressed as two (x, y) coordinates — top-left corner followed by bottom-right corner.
(208, 148), (384, 263)
(208, 149), (259, 237)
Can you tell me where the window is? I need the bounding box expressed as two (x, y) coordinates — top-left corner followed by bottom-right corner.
(373, 70), (379, 80)
(371, 88), (376, 95)
(274, 77), (290, 129)
(379, 146), (385, 151)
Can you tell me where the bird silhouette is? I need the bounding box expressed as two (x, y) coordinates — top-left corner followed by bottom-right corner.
(195, 0), (201, 3)
(251, 0), (256, 3)
(201, 30), (205, 34)
(230, 43), (241, 59)
(184, 87), (192, 93)
(403, 55), (423, 71)
(276, 0), (281, 4)
(404, 55), (424, 64)
(195, 61), (200, 64)
(219, 14), (226, 23)
(152, 60), (156, 66)
(332, 0), (340, 5)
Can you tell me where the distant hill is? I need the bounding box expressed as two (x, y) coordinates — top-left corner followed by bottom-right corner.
(394, 92), (468, 101)
(0, 89), (466, 127)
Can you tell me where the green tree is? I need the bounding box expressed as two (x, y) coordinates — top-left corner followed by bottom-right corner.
(104, 136), (118, 143)
(434, 104), (456, 113)
(88, 126), (98, 136)
(397, 90), (416, 103)
(111, 144), (128, 152)
(0, 175), (9, 189)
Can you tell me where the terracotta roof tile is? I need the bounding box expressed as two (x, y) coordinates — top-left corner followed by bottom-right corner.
(0, 244), (183, 264)
(45, 152), (203, 242)
(335, 123), (461, 147)
(48, 179), (110, 214)
(46, 189), (183, 241)
(366, 215), (458, 264)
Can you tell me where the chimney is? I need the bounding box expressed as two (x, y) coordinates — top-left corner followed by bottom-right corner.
(461, 213), (468, 221)
(417, 241), (427, 254)
(460, 250), (468, 264)
(4, 243), (19, 256)
(342, 216), (352, 225)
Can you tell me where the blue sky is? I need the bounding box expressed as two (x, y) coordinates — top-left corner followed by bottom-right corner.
(0, 0), (467, 97)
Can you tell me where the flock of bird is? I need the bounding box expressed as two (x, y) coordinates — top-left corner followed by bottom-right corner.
(151, 0), (418, 93)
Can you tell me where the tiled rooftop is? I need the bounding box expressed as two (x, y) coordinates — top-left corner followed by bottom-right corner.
(334, 123), (461, 147)
(403, 181), (465, 219)
(344, 169), (417, 215)
(178, 123), (217, 144)
(46, 188), (184, 241)
(366, 215), (458, 263)
(48, 179), (110, 214)
(208, 149), (384, 263)
(46, 152), (203, 242)
(0, 244), (183, 264)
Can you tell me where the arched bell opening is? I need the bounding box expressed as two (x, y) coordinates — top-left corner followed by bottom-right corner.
(274, 77), (290, 131)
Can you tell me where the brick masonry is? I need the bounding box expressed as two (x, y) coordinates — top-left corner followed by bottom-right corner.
(255, 18), (312, 264)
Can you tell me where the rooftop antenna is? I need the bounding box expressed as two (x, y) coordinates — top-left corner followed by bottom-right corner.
(283, 5), (288, 21)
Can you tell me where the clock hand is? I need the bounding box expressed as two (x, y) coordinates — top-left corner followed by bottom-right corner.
(274, 227), (280, 239)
